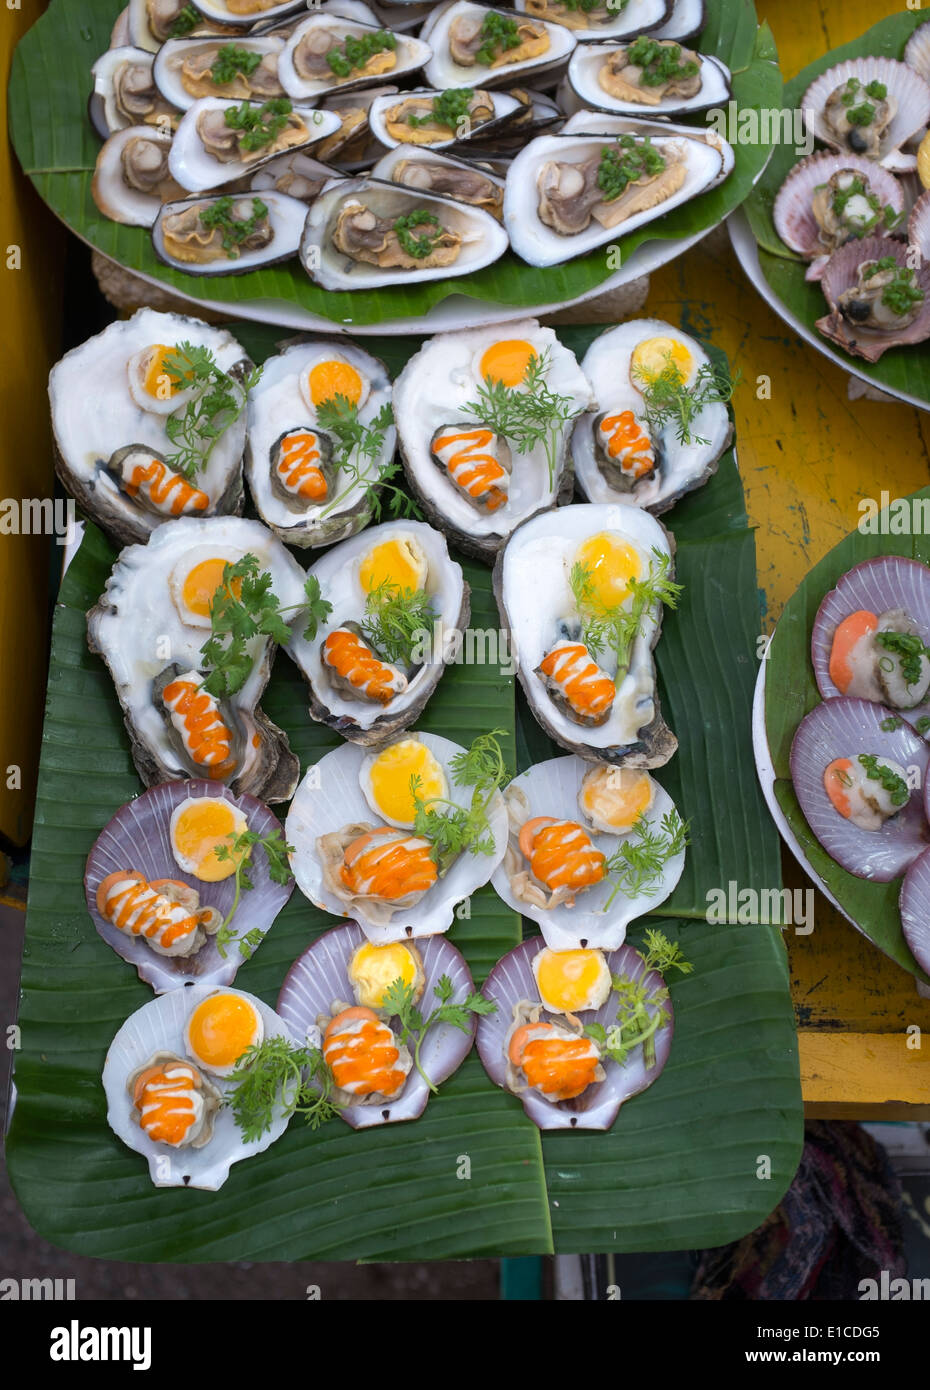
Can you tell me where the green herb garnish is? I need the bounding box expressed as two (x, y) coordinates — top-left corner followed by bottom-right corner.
(866, 258), (925, 318)
(224, 97), (294, 152)
(597, 135), (666, 201)
(601, 811), (689, 910)
(570, 546), (682, 680)
(393, 209), (443, 259)
(228, 1037), (342, 1140)
(475, 11), (522, 65)
(210, 44), (263, 86)
(584, 927), (691, 1070)
(168, 4), (200, 38)
(917, 717), (930, 736)
(382, 972), (496, 1093)
(633, 354), (736, 447)
(199, 194), (269, 255)
(360, 580), (435, 666)
(874, 629), (930, 685)
(459, 346), (584, 488)
(214, 827), (293, 958)
(408, 88), (476, 131)
(161, 340), (259, 480)
(325, 28), (396, 78)
(857, 753), (909, 807)
(880, 715), (904, 732)
(313, 396), (414, 522)
(411, 729), (510, 873)
(625, 36), (699, 87)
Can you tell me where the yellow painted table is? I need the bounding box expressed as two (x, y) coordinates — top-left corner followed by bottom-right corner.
(644, 0), (930, 1116)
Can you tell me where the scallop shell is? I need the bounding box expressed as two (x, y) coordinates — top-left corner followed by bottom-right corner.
(475, 936), (673, 1130)
(103, 985), (296, 1190)
(816, 234), (930, 362)
(285, 520), (469, 744)
(773, 150), (905, 278)
(277, 919), (477, 1126)
(285, 733), (508, 942)
(801, 56), (930, 172)
(571, 317), (732, 515)
(789, 697), (930, 882)
(494, 503), (678, 767)
(85, 779), (293, 993)
(909, 187), (930, 259)
(900, 844), (930, 975)
(421, 1), (576, 90)
(905, 20), (930, 86)
(811, 556), (930, 732)
(567, 43), (730, 118)
(490, 755), (684, 948)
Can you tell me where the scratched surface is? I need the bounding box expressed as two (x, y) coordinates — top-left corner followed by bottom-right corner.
(644, 0), (930, 1112)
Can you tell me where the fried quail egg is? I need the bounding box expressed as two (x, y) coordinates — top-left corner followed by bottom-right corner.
(573, 530), (644, 610)
(532, 946), (612, 1014)
(298, 353), (371, 416)
(359, 736), (449, 828)
(629, 334), (696, 389)
(168, 545), (242, 628)
(184, 988), (264, 1077)
(347, 940), (426, 1009)
(127, 341), (203, 416)
(358, 534), (429, 596)
(578, 764), (656, 835)
(472, 336), (540, 389)
(169, 795), (248, 882)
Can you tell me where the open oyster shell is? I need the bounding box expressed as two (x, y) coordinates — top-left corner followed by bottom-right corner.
(300, 174), (509, 289)
(92, 126), (186, 227)
(277, 920), (478, 1125)
(87, 515), (308, 802)
(103, 985), (296, 1190)
(371, 143), (505, 219)
(494, 502), (678, 766)
(152, 35), (286, 112)
(285, 520), (469, 745)
(90, 45), (180, 139)
(152, 190), (308, 273)
(85, 779), (293, 992)
(815, 234), (930, 362)
(476, 936), (673, 1130)
(514, 0), (670, 42)
(773, 151), (906, 281)
(651, 0), (704, 42)
(168, 96), (342, 191)
(278, 12), (431, 101)
(393, 319), (592, 563)
(250, 151), (342, 203)
(367, 86), (522, 151)
(184, 0), (308, 30)
(128, 0), (246, 53)
(421, 1), (576, 90)
(49, 309), (249, 545)
(571, 318), (732, 515)
(245, 338), (396, 547)
(285, 734), (507, 941)
(315, 83), (399, 167)
(801, 56), (930, 173)
(568, 39), (729, 116)
(504, 124), (725, 267)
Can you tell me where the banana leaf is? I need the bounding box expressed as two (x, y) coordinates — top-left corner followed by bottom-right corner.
(764, 483), (930, 982)
(8, 0), (780, 326)
(5, 325), (801, 1259)
(741, 11), (930, 406)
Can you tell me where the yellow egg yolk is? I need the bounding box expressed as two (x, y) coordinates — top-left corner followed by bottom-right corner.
(367, 739), (446, 824)
(630, 335), (693, 388)
(358, 538), (427, 595)
(307, 358), (364, 407)
(582, 767), (653, 832)
(171, 798), (244, 882)
(181, 556), (241, 622)
(573, 531), (642, 610)
(534, 949), (609, 1013)
(141, 343), (191, 400)
(187, 994), (260, 1072)
(479, 338), (538, 387)
(348, 942), (418, 1008)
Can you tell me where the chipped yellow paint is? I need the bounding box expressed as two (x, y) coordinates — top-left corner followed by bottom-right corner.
(643, 2), (930, 1113)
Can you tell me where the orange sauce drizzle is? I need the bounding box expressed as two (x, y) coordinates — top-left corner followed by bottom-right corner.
(509, 1023), (599, 1100)
(124, 456), (210, 516)
(598, 410), (654, 478)
(161, 676), (236, 773)
(323, 1007), (406, 1097)
(132, 1062), (200, 1144)
(340, 828), (438, 899)
(323, 629), (401, 704)
(97, 871), (209, 949)
(518, 816), (606, 891)
(539, 643), (616, 718)
(432, 428), (508, 511)
(276, 431), (328, 501)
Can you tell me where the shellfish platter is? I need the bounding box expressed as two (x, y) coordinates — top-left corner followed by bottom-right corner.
(738, 9), (930, 408)
(8, 0), (781, 328)
(5, 319), (802, 1261)
(762, 485), (930, 983)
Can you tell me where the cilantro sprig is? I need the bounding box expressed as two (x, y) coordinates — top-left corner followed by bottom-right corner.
(460, 346), (584, 488)
(160, 341), (260, 480)
(601, 810), (689, 910)
(411, 729), (510, 873)
(227, 1036), (342, 1140)
(200, 556), (333, 698)
(570, 546), (682, 679)
(584, 928), (691, 1070)
(633, 354), (737, 448)
(214, 826), (294, 958)
(382, 972), (496, 1093)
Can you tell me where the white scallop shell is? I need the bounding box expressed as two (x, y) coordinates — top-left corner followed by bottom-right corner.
(801, 56), (930, 172)
(490, 754), (684, 948)
(103, 985), (296, 1190)
(286, 733), (509, 943)
(905, 20), (930, 85)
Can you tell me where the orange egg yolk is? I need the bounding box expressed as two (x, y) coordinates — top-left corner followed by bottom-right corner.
(143, 343), (192, 399)
(187, 994), (258, 1071)
(307, 359), (363, 406)
(479, 339), (538, 387)
(181, 557), (242, 621)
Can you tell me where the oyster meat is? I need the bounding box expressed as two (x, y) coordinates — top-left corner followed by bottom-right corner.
(168, 96), (340, 192)
(278, 14), (431, 101)
(91, 46), (180, 137)
(153, 190), (308, 272)
(92, 127), (186, 228)
(371, 144), (505, 219)
(422, 1), (576, 89)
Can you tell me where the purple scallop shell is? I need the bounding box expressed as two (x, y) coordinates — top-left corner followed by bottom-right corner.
(909, 189), (930, 262)
(475, 936), (673, 1132)
(85, 779), (294, 993)
(772, 151), (904, 278)
(810, 555), (930, 731)
(900, 845), (930, 976)
(276, 920), (476, 1129)
(789, 698), (930, 882)
(816, 236), (930, 362)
